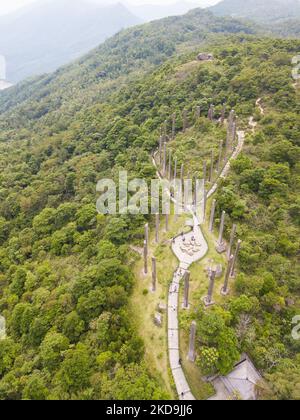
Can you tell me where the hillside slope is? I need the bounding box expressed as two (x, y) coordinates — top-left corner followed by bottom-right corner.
(0, 8), (257, 131)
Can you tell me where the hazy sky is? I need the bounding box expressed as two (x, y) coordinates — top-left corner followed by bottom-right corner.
(0, 0), (220, 16)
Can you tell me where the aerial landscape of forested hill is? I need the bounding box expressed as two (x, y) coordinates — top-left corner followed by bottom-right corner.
(0, 3), (299, 401)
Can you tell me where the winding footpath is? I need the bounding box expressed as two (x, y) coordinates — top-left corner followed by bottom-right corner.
(153, 128), (246, 400)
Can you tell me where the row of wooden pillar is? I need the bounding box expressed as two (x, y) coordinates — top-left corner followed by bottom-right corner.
(161, 103), (233, 139)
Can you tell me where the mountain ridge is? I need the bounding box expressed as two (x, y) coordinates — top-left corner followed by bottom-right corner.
(209, 0), (300, 23)
(0, 0), (141, 83)
(0, 8), (258, 122)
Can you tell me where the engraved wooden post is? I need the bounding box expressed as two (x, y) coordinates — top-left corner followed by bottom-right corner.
(225, 109), (235, 159)
(174, 158), (177, 180)
(225, 125), (231, 160)
(164, 120), (168, 140)
(217, 140), (223, 174)
(155, 213), (160, 243)
(183, 271), (190, 309)
(168, 150), (172, 180)
(163, 141), (167, 176)
(209, 199), (216, 232)
(145, 223), (149, 248)
(180, 164), (184, 185)
(216, 211), (226, 253)
(203, 161), (207, 184)
(232, 121), (237, 149)
(159, 136), (163, 164)
(193, 176), (197, 207)
(188, 321), (197, 362)
(210, 150), (214, 182)
(221, 255), (234, 296)
(231, 240), (242, 277)
(227, 224), (237, 261)
(143, 240), (148, 275)
(203, 189), (207, 223)
(183, 109), (188, 132)
(229, 109), (235, 128)
(151, 257), (157, 292)
(228, 110), (235, 148)
(184, 175), (190, 212)
(208, 104), (214, 121)
(220, 103), (226, 125)
(204, 270), (216, 306)
(172, 113), (176, 139)
(165, 214), (169, 232)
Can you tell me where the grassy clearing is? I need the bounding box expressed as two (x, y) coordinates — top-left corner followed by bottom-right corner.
(179, 330), (215, 400)
(177, 196), (234, 400)
(130, 212), (187, 399)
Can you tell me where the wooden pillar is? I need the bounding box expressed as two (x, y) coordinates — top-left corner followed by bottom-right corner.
(172, 113), (176, 139)
(155, 213), (160, 243)
(143, 240), (148, 275)
(174, 158), (177, 180)
(180, 164), (184, 185)
(209, 199), (216, 232)
(210, 150), (214, 183)
(204, 270), (216, 306)
(168, 150), (172, 180)
(159, 136), (163, 165)
(165, 214), (169, 232)
(216, 211), (226, 253)
(217, 140), (223, 174)
(183, 271), (190, 309)
(144, 223), (149, 247)
(203, 189), (207, 223)
(227, 224), (237, 261)
(231, 240), (242, 277)
(220, 103), (226, 125)
(221, 255), (234, 296)
(203, 161), (207, 184)
(188, 321), (196, 362)
(183, 109), (188, 132)
(208, 104), (214, 121)
(164, 120), (168, 140)
(232, 121), (237, 149)
(151, 257), (157, 292)
(163, 141), (167, 176)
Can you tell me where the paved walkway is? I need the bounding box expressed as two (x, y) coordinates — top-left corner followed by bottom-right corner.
(152, 124), (246, 401)
(168, 209), (208, 400)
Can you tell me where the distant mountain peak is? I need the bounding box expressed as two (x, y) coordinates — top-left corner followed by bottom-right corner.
(0, 0), (140, 82)
(209, 0), (300, 22)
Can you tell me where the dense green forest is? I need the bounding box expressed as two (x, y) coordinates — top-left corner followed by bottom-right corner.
(0, 8), (299, 400)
